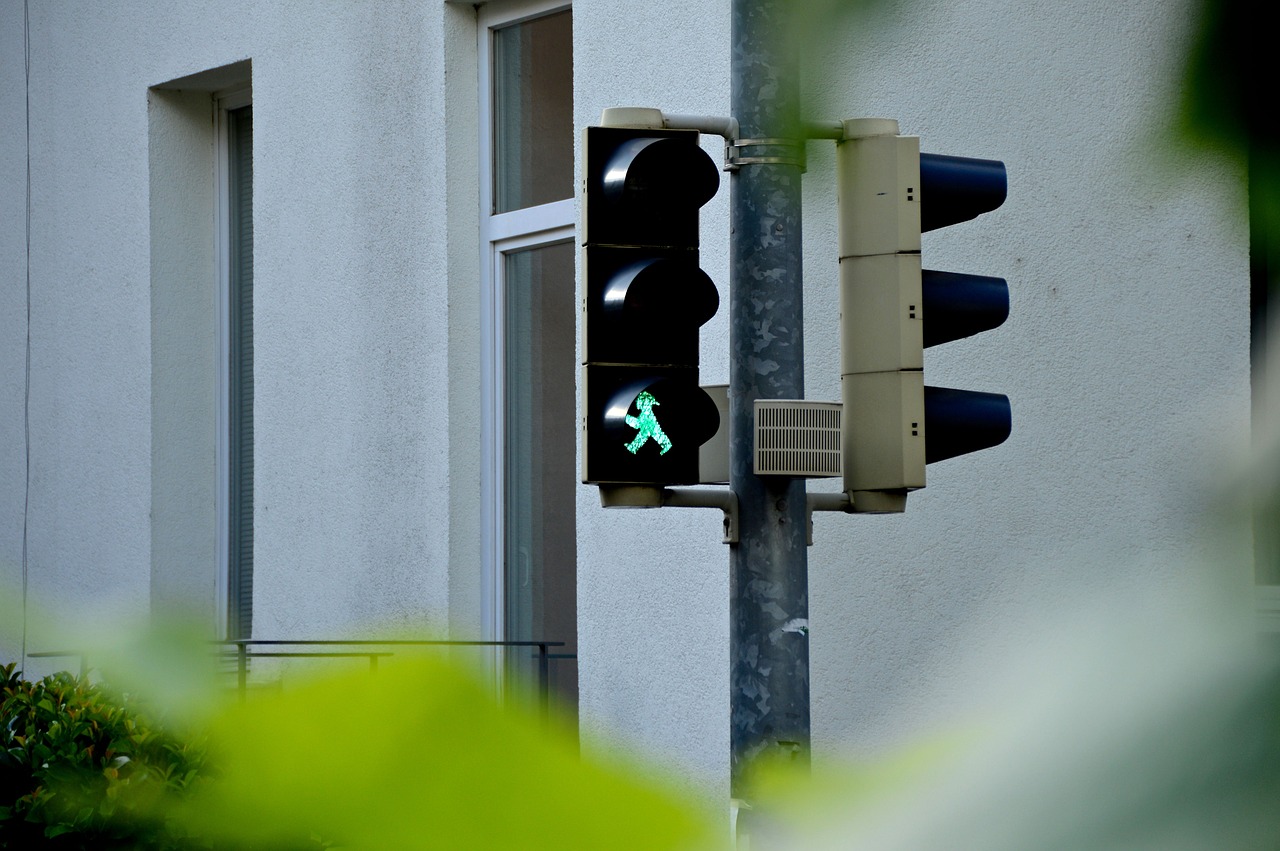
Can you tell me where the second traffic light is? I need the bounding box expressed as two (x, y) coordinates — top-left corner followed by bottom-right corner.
(837, 118), (1012, 513)
(581, 121), (722, 486)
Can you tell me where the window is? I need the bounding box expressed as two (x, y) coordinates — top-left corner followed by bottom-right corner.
(148, 61), (251, 639)
(478, 1), (576, 711)
(1251, 162), (1280, 642)
(491, 8), (574, 214)
(217, 92), (253, 640)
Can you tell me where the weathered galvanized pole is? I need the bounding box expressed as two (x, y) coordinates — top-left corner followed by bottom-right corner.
(729, 0), (810, 801)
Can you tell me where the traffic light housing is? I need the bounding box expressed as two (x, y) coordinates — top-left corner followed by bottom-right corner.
(837, 118), (1011, 513)
(581, 121), (722, 486)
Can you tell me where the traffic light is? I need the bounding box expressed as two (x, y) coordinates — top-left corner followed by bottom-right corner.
(837, 118), (1011, 513)
(581, 121), (723, 486)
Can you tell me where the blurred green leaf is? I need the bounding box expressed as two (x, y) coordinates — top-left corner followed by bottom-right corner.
(173, 655), (720, 850)
(1179, 0), (1280, 240)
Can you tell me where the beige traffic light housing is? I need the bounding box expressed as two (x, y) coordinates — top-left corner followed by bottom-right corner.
(837, 118), (926, 513)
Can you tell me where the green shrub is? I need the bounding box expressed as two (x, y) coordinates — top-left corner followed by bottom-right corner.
(0, 662), (207, 849)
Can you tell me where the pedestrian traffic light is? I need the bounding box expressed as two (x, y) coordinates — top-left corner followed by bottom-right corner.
(837, 118), (1011, 513)
(581, 120), (723, 486)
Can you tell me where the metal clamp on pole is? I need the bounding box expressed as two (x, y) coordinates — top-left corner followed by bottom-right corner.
(727, 137), (807, 172)
(605, 109), (841, 171)
(723, 122), (841, 172)
(805, 492), (854, 546)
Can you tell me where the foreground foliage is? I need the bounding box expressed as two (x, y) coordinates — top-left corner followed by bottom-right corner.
(0, 663), (206, 849)
(1, 651), (719, 850)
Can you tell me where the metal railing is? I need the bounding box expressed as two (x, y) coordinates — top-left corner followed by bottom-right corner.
(30, 638), (569, 716)
(218, 639), (566, 714)
(27, 650), (90, 677)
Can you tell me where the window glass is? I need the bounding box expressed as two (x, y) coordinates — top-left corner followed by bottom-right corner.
(227, 104), (254, 639)
(492, 10), (573, 213)
(503, 241), (577, 710)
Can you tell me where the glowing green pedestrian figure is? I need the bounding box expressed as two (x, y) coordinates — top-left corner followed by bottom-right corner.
(624, 391), (672, 455)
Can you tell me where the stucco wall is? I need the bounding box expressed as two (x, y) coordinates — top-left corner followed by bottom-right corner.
(800, 0), (1250, 752)
(1, 1), (29, 655)
(242, 2), (453, 638)
(3, 1), (459, 659)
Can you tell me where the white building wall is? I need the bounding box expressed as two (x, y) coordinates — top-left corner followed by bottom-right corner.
(244, 2), (453, 638)
(3, 1), (462, 655)
(0, 0), (1252, 810)
(799, 0), (1251, 755)
(1, 2), (28, 648)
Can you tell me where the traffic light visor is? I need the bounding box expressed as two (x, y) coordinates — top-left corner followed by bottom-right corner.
(920, 153), (1007, 232)
(923, 386), (1011, 463)
(921, 270), (1009, 347)
(602, 136), (720, 211)
(601, 376), (721, 450)
(584, 127), (720, 248)
(603, 258), (719, 329)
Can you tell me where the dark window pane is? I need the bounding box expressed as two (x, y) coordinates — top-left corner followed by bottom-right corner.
(493, 10), (573, 213)
(504, 241), (577, 713)
(227, 104), (253, 640)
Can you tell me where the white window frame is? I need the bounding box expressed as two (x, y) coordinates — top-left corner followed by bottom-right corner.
(477, 0), (575, 643)
(214, 86), (252, 639)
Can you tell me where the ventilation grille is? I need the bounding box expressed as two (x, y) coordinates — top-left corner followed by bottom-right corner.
(754, 400), (842, 477)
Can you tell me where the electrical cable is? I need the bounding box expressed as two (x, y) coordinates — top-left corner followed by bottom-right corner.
(21, 0), (32, 668)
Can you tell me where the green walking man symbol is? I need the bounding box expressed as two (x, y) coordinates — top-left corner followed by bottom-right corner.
(624, 391), (673, 455)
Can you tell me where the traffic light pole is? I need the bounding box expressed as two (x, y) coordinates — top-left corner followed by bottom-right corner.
(582, 12), (1009, 818)
(729, 0), (810, 801)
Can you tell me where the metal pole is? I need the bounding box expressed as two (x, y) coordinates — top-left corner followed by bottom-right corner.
(729, 0), (811, 801)
(537, 642), (550, 721)
(237, 642), (248, 701)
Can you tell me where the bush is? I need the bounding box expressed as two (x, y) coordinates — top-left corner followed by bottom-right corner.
(0, 662), (207, 849)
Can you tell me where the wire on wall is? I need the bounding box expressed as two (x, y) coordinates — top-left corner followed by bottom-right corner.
(21, 0), (32, 667)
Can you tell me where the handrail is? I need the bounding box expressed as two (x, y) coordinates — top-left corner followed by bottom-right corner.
(27, 650), (89, 678)
(212, 639), (567, 715)
(29, 639), (571, 719)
